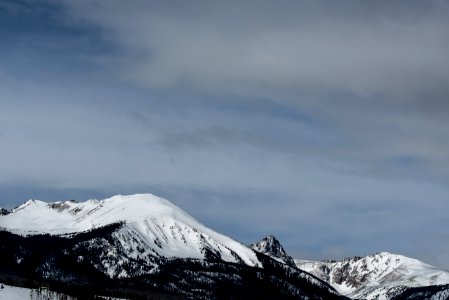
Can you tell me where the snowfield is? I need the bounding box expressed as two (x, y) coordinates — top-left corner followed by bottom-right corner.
(0, 283), (126, 300)
(0, 284), (35, 300)
(0, 283), (78, 300)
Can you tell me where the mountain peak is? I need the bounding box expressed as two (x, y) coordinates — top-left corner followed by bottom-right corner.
(2, 193), (190, 235)
(251, 235), (283, 253)
(250, 235), (296, 267)
(0, 193), (261, 269)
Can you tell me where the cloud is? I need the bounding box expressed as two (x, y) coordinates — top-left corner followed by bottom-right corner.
(53, 0), (449, 185)
(1, 0), (449, 269)
(60, 0), (449, 100)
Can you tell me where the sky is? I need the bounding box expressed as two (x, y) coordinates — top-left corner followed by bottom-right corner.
(1, 0), (449, 269)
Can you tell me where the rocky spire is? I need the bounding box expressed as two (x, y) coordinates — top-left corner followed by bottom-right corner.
(250, 235), (296, 267)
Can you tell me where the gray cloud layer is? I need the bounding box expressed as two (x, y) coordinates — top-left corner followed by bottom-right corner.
(58, 0), (449, 184)
(64, 0), (449, 98)
(1, 0), (449, 269)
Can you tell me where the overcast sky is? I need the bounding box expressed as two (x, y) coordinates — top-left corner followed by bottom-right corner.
(1, 0), (449, 269)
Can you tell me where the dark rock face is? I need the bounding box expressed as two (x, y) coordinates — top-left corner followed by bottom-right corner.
(250, 235), (297, 268)
(0, 208), (9, 215)
(330, 257), (366, 289)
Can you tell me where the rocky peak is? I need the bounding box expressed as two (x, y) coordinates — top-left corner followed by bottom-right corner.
(250, 235), (296, 267)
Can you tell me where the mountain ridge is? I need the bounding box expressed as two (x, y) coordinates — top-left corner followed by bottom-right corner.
(249, 235), (449, 299)
(2, 194), (448, 299)
(295, 251), (449, 299)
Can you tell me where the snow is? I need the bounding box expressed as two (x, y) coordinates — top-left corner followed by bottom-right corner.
(0, 283), (33, 300)
(0, 283), (77, 300)
(431, 288), (449, 300)
(0, 283), (126, 299)
(295, 252), (449, 299)
(0, 194), (261, 268)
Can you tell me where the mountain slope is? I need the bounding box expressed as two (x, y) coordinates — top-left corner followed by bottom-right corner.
(390, 284), (449, 300)
(295, 252), (449, 299)
(0, 194), (260, 270)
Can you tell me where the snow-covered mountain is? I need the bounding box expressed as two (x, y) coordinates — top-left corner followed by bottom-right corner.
(250, 234), (449, 299)
(250, 235), (296, 267)
(4, 193), (446, 299)
(0, 194), (260, 272)
(295, 252), (449, 299)
(0, 194), (344, 299)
